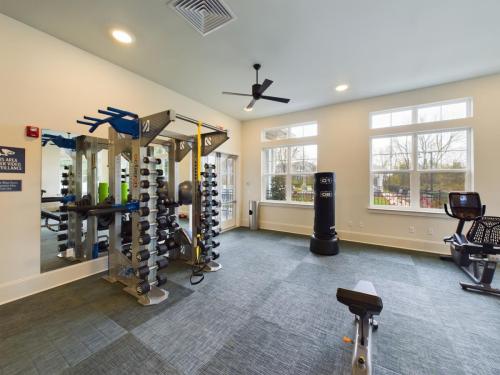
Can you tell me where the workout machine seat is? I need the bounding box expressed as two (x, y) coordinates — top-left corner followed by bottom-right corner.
(337, 280), (383, 317)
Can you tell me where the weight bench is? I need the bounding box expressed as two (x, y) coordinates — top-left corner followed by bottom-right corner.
(337, 280), (383, 375)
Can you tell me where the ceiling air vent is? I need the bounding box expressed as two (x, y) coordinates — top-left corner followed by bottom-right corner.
(169, 0), (236, 36)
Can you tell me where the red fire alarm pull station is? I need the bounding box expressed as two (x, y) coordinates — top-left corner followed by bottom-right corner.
(26, 126), (39, 138)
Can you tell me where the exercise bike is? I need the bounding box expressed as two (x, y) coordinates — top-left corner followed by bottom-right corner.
(337, 280), (383, 375)
(443, 192), (500, 296)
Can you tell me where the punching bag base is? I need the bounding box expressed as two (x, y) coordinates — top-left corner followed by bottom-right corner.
(310, 235), (339, 256)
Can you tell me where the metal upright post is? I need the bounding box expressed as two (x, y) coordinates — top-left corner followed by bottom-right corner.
(105, 128), (125, 283)
(64, 141), (84, 260)
(84, 137), (98, 260)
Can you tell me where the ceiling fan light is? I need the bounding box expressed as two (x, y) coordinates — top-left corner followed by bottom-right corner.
(335, 84), (349, 92)
(243, 106), (253, 112)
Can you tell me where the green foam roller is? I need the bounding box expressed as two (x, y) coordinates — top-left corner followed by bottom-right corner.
(121, 182), (129, 204)
(98, 182), (109, 203)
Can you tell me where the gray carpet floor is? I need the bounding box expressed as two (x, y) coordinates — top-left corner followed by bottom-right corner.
(2, 227), (499, 375)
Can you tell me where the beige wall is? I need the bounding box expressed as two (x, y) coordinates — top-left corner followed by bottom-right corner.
(0, 14), (241, 304)
(241, 74), (500, 253)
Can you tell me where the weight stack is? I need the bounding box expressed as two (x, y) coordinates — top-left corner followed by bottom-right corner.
(310, 172), (339, 255)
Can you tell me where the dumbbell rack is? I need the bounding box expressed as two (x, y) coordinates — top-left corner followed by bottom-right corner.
(199, 164), (222, 272)
(105, 133), (169, 306)
(57, 165), (73, 259)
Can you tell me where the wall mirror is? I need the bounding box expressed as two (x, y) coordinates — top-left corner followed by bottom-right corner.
(40, 130), (109, 273)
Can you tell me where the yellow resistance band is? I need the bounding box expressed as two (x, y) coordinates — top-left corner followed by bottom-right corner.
(195, 120), (203, 263)
(197, 121), (202, 182)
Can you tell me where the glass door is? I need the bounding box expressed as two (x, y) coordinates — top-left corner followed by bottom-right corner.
(219, 154), (237, 230)
(203, 152), (237, 231)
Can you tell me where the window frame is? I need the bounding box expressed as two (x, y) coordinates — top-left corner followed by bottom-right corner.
(261, 143), (318, 205)
(369, 127), (473, 212)
(369, 97), (473, 130)
(261, 121), (318, 142)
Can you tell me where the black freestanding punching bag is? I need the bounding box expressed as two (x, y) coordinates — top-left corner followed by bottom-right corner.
(310, 172), (339, 255)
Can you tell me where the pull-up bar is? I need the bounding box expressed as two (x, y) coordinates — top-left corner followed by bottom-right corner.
(175, 113), (227, 133)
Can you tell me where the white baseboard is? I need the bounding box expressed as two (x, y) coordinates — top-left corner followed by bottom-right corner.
(259, 220), (311, 235)
(0, 256), (108, 305)
(337, 230), (447, 255)
(238, 219), (448, 255)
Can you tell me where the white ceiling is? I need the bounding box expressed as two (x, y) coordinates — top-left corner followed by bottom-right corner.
(2, 0), (500, 121)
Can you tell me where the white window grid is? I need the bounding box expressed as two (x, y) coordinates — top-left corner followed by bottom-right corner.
(261, 121), (318, 142)
(261, 144), (318, 204)
(369, 128), (473, 210)
(369, 97), (473, 129)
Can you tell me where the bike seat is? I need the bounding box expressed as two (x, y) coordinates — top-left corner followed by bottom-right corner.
(337, 280), (383, 317)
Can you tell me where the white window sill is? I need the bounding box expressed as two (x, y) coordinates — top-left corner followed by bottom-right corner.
(260, 201), (313, 209)
(367, 206), (449, 218)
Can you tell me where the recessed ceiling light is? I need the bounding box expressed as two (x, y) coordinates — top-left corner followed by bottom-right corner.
(243, 106), (253, 112)
(111, 29), (134, 44)
(335, 84), (349, 92)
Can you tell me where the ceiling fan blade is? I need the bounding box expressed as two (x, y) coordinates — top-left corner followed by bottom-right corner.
(258, 79), (273, 95)
(246, 99), (256, 110)
(260, 95), (290, 104)
(222, 91), (253, 97)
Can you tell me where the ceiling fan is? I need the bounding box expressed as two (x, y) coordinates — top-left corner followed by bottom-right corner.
(222, 64), (291, 111)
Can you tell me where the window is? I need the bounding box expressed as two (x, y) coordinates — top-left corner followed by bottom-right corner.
(262, 144), (317, 203)
(262, 122), (317, 141)
(370, 129), (471, 210)
(370, 98), (472, 129)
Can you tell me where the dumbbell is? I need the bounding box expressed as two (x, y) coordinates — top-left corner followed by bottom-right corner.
(155, 204), (169, 215)
(157, 215), (178, 230)
(140, 169), (164, 176)
(201, 212), (218, 221)
(57, 233), (68, 241)
(202, 180), (217, 188)
(204, 163), (216, 169)
(203, 229), (220, 239)
(136, 273), (167, 295)
(201, 190), (219, 197)
(202, 199), (220, 208)
(135, 243), (169, 262)
(137, 221), (151, 232)
(139, 192), (163, 202)
(139, 206), (168, 217)
(61, 179), (69, 186)
(202, 209), (219, 217)
(135, 257), (169, 279)
(61, 188), (69, 195)
(58, 244), (68, 252)
(201, 219), (219, 229)
(139, 191), (169, 203)
(140, 180), (165, 189)
(122, 230), (168, 246)
(58, 223), (68, 231)
(143, 157), (162, 164)
(147, 230), (169, 244)
(60, 214), (68, 221)
(201, 172), (217, 178)
(201, 240), (220, 251)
